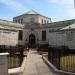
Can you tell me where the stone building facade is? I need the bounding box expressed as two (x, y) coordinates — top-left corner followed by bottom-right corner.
(48, 23), (75, 49)
(0, 19), (23, 46)
(0, 10), (75, 48)
(13, 10), (52, 25)
(13, 10), (75, 48)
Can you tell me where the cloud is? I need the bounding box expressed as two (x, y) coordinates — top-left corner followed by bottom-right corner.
(68, 8), (75, 17)
(0, 0), (25, 12)
(48, 0), (75, 18)
(48, 0), (74, 6)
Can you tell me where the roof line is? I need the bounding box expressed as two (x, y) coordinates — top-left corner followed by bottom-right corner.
(13, 10), (51, 19)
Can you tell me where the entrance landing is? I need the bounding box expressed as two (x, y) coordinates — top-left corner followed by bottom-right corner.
(22, 49), (58, 75)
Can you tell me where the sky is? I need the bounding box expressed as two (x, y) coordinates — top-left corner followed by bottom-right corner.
(0, 0), (75, 22)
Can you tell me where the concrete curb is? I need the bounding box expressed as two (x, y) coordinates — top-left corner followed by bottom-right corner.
(8, 67), (22, 75)
(42, 55), (75, 75)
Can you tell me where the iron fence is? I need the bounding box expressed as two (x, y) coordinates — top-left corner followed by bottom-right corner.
(37, 44), (49, 52)
(0, 45), (24, 69)
(48, 46), (75, 73)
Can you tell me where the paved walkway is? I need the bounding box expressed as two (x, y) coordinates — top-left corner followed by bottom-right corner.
(22, 49), (58, 75)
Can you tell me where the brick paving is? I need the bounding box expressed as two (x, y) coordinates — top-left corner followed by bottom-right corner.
(22, 49), (59, 75)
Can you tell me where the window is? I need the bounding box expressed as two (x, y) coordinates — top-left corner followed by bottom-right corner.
(30, 18), (35, 23)
(21, 18), (23, 24)
(14, 20), (17, 23)
(42, 31), (46, 41)
(44, 20), (46, 24)
(15, 20), (17, 23)
(42, 19), (43, 24)
(18, 30), (23, 40)
(18, 19), (20, 23)
(66, 31), (73, 41)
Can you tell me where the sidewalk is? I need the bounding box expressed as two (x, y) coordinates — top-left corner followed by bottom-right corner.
(22, 49), (58, 75)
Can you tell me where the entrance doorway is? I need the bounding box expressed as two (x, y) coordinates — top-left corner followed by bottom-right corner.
(29, 34), (36, 48)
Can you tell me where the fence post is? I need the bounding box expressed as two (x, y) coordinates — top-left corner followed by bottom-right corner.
(0, 53), (9, 75)
(19, 47), (24, 65)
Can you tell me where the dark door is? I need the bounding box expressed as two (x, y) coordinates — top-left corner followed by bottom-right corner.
(29, 34), (36, 48)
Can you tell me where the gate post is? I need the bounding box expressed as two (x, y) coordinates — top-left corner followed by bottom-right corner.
(0, 53), (9, 75)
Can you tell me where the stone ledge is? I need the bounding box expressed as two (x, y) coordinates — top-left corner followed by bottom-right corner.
(8, 67), (22, 75)
(0, 53), (9, 56)
(42, 55), (75, 75)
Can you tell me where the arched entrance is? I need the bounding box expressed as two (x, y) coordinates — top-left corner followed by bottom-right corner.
(29, 34), (36, 48)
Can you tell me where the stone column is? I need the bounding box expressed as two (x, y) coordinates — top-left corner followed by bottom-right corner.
(0, 53), (9, 75)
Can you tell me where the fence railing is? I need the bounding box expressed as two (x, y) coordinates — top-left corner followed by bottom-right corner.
(48, 46), (75, 73)
(37, 44), (49, 52)
(8, 54), (20, 68)
(0, 45), (25, 69)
